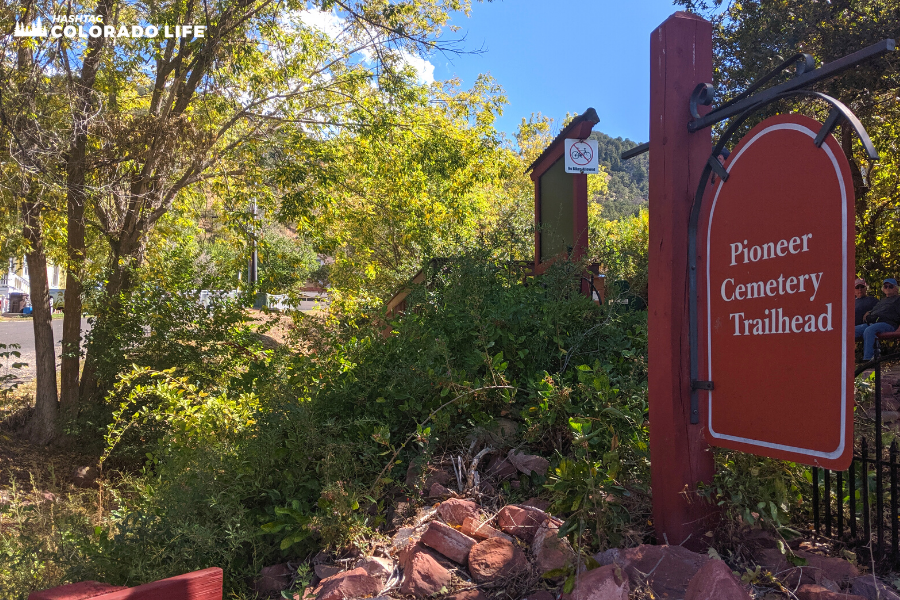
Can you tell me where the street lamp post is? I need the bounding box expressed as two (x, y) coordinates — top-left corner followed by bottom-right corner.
(247, 199), (265, 309)
(248, 199), (259, 287)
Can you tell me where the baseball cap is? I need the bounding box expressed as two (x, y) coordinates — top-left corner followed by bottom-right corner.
(855, 278), (867, 287)
(884, 278), (898, 287)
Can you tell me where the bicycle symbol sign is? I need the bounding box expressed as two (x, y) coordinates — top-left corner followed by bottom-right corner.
(569, 141), (593, 165)
(564, 139), (599, 173)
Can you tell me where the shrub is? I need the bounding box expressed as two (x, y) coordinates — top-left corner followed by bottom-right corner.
(28, 252), (651, 596)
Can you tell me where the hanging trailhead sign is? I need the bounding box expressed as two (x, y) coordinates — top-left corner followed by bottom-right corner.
(564, 139), (599, 174)
(698, 114), (855, 470)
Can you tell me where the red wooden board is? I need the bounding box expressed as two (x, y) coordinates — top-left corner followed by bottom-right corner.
(29, 568), (223, 600)
(698, 113), (855, 470)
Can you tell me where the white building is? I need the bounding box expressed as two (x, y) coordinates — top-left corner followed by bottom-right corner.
(1, 258), (65, 314)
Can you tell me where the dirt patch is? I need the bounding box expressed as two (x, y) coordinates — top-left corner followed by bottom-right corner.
(0, 389), (98, 492)
(246, 309), (295, 346)
(0, 427), (97, 493)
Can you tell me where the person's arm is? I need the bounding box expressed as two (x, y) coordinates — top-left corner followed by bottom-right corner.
(887, 297), (900, 328)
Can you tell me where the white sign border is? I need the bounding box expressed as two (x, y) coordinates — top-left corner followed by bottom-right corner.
(705, 122), (848, 460)
(564, 139), (599, 174)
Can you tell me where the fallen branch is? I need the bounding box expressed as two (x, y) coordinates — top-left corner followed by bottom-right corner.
(368, 385), (517, 497)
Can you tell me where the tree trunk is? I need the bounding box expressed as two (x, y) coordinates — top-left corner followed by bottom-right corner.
(79, 238), (143, 402)
(60, 196), (85, 408)
(22, 201), (58, 445)
(60, 0), (110, 409)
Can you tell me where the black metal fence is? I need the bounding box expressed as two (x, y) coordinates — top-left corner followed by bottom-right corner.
(811, 341), (900, 567)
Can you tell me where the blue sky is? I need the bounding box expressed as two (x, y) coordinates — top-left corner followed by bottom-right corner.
(431, 0), (682, 143)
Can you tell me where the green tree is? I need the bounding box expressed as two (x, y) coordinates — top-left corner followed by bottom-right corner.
(676, 0), (900, 283)
(1, 0), (481, 413)
(589, 131), (648, 220)
(278, 76), (517, 309)
(257, 227), (319, 296)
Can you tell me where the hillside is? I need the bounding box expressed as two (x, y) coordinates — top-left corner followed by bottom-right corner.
(589, 131), (649, 220)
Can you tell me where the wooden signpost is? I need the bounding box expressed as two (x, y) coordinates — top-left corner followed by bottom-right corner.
(647, 12), (718, 548)
(642, 10), (890, 545)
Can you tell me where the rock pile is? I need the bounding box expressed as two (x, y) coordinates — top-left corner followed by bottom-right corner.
(252, 448), (897, 600)
(257, 492), (764, 600)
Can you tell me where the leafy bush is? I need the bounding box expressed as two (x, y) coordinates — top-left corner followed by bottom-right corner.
(590, 208), (649, 300)
(21, 252), (650, 596)
(699, 450), (809, 532)
(82, 240), (258, 403)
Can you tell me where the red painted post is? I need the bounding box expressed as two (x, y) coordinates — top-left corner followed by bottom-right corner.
(648, 12), (717, 547)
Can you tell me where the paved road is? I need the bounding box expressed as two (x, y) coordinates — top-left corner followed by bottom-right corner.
(0, 318), (91, 383)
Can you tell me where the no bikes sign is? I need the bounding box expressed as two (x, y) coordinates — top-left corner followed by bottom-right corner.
(564, 139), (599, 174)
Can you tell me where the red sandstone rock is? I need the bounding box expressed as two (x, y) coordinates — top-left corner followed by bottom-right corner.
(507, 451), (550, 476)
(314, 567), (381, 600)
(429, 482), (453, 498)
(850, 575), (900, 600)
(354, 556), (394, 581)
(755, 548), (859, 588)
(685, 560), (751, 600)
(609, 544), (709, 598)
(562, 565), (629, 600)
(400, 547), (452, 598)
(796, 583), (867, 600)
(420, 520), (477, 564)
(28, 581), (127, 600)
(444, 589), (490, 600)
(532, 521), (575, 574)
(468, 537), (528, 584)
(437, 498), (480, 526)
(486, 456), (518, 480)
(314, 564), (342, 580)
(497, 504), (550, 542)
(255, 563), (293, 595)
(883, 395), (900, 412)
(401, 542), (458, 572)
(522, 497), (551, 511)
(462, 516), (512, 541)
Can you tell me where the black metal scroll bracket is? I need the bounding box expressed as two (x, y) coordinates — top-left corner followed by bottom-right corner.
(686, 89), (881, 424)
(687, 39), (895, 133)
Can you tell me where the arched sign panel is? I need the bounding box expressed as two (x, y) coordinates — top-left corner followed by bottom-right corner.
(698, 114), (855, 470)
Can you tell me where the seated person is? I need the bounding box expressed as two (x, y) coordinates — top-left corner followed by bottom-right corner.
(855, 278), (900, 361)
(855, 278), (878, 325)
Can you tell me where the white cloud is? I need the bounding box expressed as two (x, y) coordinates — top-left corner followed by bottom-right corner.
(399, 50), (435, 85)
(296, 7), (435, 85)
(297, 8), (344, 39)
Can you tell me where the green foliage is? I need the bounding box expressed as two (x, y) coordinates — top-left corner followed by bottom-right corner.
(699, 450), (808, 530)
(277, 76), (517, 310)
(44, 252), (651, 594)
(0, 343), (26, 397)
(589, 131), (649, 220)
(257, 228), (319, 296)
(102, 368), (261, 471)
(539, 357), (649, 550)
(83, 238), (257, 399)
(590, 209), (649, 300)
